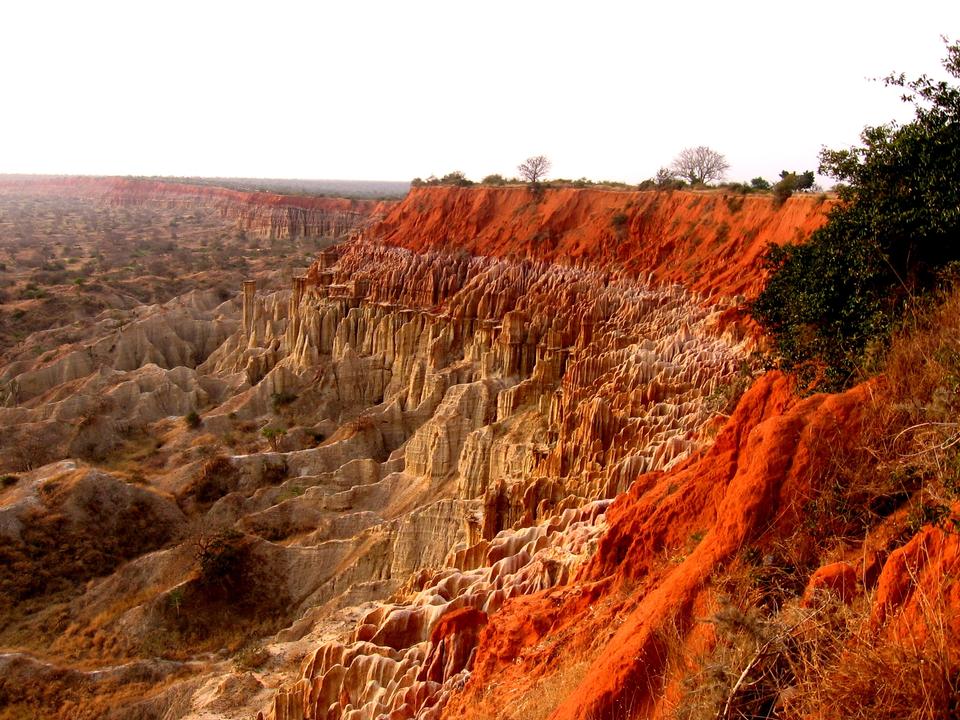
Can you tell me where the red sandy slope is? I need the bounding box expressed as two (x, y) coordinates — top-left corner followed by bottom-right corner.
(441, 369), (959, 719)
(370, 186), (834, 298)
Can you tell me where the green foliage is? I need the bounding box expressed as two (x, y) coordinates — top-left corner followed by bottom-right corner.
(261, 426), (286, 451)
(771, 170), (815, 207)
(611, 212), (629, 231)
(481, 173), (507, 186)
(184, 410), (201, 429)
(1, 475), (19, 488)
(750, 176), (772, 191)
(270, 390), (297, 411)
(652, 166), (686, 190)
(752, 40), (960, 390)
(440, 171), (473, 186)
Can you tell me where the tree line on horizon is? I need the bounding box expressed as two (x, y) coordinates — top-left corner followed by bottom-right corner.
(408, 37), (959, 396)
(410, 150), (817, 203)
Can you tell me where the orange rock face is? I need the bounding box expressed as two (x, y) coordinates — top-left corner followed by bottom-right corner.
(368, 186), (834, 298)
(442, 373), (877, 720)
(802, 561), (858, 605)
(259, 188), (902, 720)
(10, 179), (943, 720)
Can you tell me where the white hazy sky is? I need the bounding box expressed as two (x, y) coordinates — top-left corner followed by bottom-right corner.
(0, 1), (956, 184)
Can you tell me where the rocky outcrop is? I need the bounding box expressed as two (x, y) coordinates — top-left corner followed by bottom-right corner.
(243, 219), (753, 718)
(437, 373), (869, 720)
(262, 239), (747, 527)
(1, 184), (852, 720)
(268, 500), (609, 720)
(0, 291), (243, 471)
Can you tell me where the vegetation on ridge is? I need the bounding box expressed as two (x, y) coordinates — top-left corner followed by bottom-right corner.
(752, 39), (960, 390)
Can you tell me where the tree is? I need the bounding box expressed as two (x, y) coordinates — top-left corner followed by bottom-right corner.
(653, 167), (686, 189)
(750, 177), (771, 191)
(482, 174), (507, 186)
(670, 146), (729, 185)
(440, 171), (473, 186)
(752, 39), (960, 390)
(261, 426), (286, 451)
(518, 155), (551, 184)
(771, 170), (816, 206)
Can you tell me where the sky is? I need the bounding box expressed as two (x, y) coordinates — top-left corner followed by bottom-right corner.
(0, 0), (956, 185)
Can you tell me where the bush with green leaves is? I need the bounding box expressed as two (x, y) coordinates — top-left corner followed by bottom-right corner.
(752, 39), (960, 390)
(261, 426), (286, 451)
(771, 170), (815, 206)
(440, 171), (473, 186)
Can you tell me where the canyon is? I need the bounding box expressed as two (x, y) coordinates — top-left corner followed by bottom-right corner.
(2, 179), (955, 720)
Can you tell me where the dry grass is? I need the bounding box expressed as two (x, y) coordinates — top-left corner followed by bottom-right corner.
(504, 660), (593, 720)
(672, 576), (959, 720)
(780, 287), (960, 578)
(670, 289), (960, 720)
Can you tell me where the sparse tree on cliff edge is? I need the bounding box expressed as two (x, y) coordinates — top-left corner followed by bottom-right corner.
(671, 146), (729, 185)
(518, 155), (551, 184)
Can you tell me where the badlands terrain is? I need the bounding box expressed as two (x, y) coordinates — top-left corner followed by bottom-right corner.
(1, 178), (957, 720)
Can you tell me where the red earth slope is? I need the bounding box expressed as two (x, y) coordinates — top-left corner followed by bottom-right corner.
(369, 186), (834, 298)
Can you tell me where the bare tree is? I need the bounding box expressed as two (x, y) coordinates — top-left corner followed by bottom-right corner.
(670, 146), (729, 185)
(518, 155), (552, 184)
(654, 167), (676, 187)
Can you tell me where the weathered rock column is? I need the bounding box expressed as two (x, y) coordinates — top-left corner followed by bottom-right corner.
(285, 276), (308, 351)
(242, 280), (257, 338)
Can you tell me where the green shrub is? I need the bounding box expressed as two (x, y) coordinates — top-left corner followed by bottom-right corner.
(184, 410), (201, 429)
(771, 170), (815, 207)
(752, 40), (960, 391)
(270, 390), (297, 410)
(440, 171), (473, 186)
(481, 174), (507, 186)
(261, 426), (286, 451)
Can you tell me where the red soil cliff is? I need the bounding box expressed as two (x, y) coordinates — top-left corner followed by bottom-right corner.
(441, 373), (874, 719)
(369, 186), (834, 298)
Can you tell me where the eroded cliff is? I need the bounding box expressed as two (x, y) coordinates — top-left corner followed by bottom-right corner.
(0, 176), (391, 240)
(5, 184), (950, 720)
(370, 186), (834, 297)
